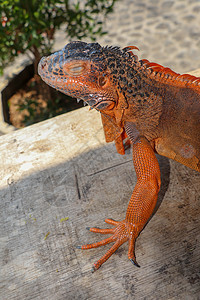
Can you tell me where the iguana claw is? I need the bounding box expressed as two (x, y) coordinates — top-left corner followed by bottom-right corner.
(130, 258), (140, 268)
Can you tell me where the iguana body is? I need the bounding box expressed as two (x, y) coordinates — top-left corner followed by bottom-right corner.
(38, 41), (200, 271)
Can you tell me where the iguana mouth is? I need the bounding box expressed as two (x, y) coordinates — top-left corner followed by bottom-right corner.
(85, 99), (115, 111)
(84, 99), (96, 107)
(77, 97), (115, 110)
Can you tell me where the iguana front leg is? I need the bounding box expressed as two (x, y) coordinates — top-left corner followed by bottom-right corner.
(78, 128), (161, 271)
(125, 135), (161, 263)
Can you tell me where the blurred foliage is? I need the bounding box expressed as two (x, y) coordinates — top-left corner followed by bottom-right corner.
(0, 0), (117, 73)
(0, 0), (117, 126)
(17, 97), (71, 126)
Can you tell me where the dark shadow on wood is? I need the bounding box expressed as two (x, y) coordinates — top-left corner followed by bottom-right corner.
(1, 143), (199, 300)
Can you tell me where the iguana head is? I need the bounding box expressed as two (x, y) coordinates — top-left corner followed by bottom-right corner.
(38, 41), (163, 154)
(38, 41), (138, 112)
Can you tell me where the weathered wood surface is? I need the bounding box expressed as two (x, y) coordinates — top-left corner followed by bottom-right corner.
(0, 103), (200, 299)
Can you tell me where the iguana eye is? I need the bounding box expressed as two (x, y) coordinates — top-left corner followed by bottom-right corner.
(67, 63), (85, 75)
(99, 76), (107, 86)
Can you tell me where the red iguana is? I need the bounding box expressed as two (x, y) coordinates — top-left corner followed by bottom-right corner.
(38, 41), (200, 271)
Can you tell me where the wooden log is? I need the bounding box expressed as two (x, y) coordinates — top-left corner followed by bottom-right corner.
(0, 75), (200, 299)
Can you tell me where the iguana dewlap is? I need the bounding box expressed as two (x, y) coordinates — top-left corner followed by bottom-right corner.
(38, 41), (200, 271)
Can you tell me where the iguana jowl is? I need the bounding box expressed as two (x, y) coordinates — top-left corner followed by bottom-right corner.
(38, 41), (200, 271)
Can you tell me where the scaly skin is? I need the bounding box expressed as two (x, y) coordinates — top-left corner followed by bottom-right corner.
(38, 41), (200, 271)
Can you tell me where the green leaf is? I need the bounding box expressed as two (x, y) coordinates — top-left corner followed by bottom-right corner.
(33, 12), (39, 18)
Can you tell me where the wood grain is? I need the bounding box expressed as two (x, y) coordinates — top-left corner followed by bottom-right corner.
(0, 99), (200, 299)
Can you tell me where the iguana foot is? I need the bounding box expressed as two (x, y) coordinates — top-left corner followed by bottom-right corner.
(77, 218), (140, 271)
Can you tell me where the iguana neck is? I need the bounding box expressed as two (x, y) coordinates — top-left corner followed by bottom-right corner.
(107, 56), (164, 140)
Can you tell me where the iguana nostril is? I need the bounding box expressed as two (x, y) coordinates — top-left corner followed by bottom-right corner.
(40, 57), (47, 69)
